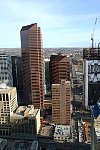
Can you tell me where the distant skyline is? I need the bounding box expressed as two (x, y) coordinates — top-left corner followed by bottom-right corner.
(0, 0), (100, 48)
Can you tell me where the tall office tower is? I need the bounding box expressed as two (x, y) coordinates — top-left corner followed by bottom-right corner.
(52, 80), (71, 125)
(49, 54), (70, 86)
(45, 58), (50, 93)
(11, 56), (24, 105)
(83, 48), (100, 107)
(16, 57), (24, 104)
(0, 83), (18, 136)
(20, 23), (44, 109)
(0, 54), (13, 86)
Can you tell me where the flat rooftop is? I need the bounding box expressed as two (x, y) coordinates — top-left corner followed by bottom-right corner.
(38, 125), (53, 137)
(0, 83), (15, 93)
(11, 105), (39, 119)
(54, 125), (71, 137)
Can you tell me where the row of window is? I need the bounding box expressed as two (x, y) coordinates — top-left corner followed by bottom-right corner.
(0, 94), (9, 101)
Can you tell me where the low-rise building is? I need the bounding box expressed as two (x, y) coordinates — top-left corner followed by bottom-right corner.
(0, 139), (7, 150)
(10, 105), (40, 137)
(94, 110), (100, 150)
(94, 116), (100, 142)
(84, 121), (91, 143)
(54, 125), (71, 142)
(30, 140), (38, 150)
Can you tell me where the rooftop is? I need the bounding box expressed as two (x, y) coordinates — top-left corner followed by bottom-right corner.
(0, 83), (9, 89)
(38, 125), (53, 137)
(11, 105), (40, 119)
(21, 23), (37, 31)
(50, 54), (69, 62)
(0, 84), (15, 93)
(0, 48), (21, 56)
(54, 125), (71, 137)
(52, 80), (70, 86)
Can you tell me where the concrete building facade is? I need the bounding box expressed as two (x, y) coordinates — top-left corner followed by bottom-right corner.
(0, 85), (18, 136)
(0, 54), (13, 86)
(20, 23), (44, 109)
(54, 125), (71, 142)
(10, 105), (40, 136)
(52, 80), (71, 125)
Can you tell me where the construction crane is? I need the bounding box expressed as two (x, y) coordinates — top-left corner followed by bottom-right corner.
(91, 17), (97, 48)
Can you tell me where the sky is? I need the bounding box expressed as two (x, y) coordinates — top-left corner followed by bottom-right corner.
(0, 0), (100, 48)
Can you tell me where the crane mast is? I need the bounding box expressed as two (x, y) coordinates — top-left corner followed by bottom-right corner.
(91, 18), (97, 48)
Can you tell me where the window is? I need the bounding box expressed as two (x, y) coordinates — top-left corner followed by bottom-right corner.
(3, 94), (5, 101)
(0, 94), (2, 101)
(6, 94), (9, 101)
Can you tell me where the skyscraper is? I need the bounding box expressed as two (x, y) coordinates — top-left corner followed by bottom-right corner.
(52, 80), (71, 125)
(44, 58), (50, 93)
(83, 48), (100, 107)
(20, 23), (44, 109)
(49, 54), (70, 86)
(0, 54), (13, 86)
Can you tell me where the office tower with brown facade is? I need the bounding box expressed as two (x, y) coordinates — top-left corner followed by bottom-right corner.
(20, 23), (44, 109)
(49, 54), (70, 86)
(52, 80), (71, 125)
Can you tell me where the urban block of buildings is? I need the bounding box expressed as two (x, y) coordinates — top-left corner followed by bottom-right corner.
(0, 83), (40, 138)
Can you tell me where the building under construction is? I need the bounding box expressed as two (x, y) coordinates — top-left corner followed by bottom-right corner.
(83, 47), (100, 107)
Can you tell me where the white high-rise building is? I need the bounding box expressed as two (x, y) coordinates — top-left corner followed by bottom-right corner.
(0, 84), (18, 136)
(0, 54), (13, 86)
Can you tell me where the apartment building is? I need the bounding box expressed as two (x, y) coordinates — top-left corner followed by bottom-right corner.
(52, 80), (71, 125)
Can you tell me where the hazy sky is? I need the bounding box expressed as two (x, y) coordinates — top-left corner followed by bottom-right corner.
(0, 0), (100, 48)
